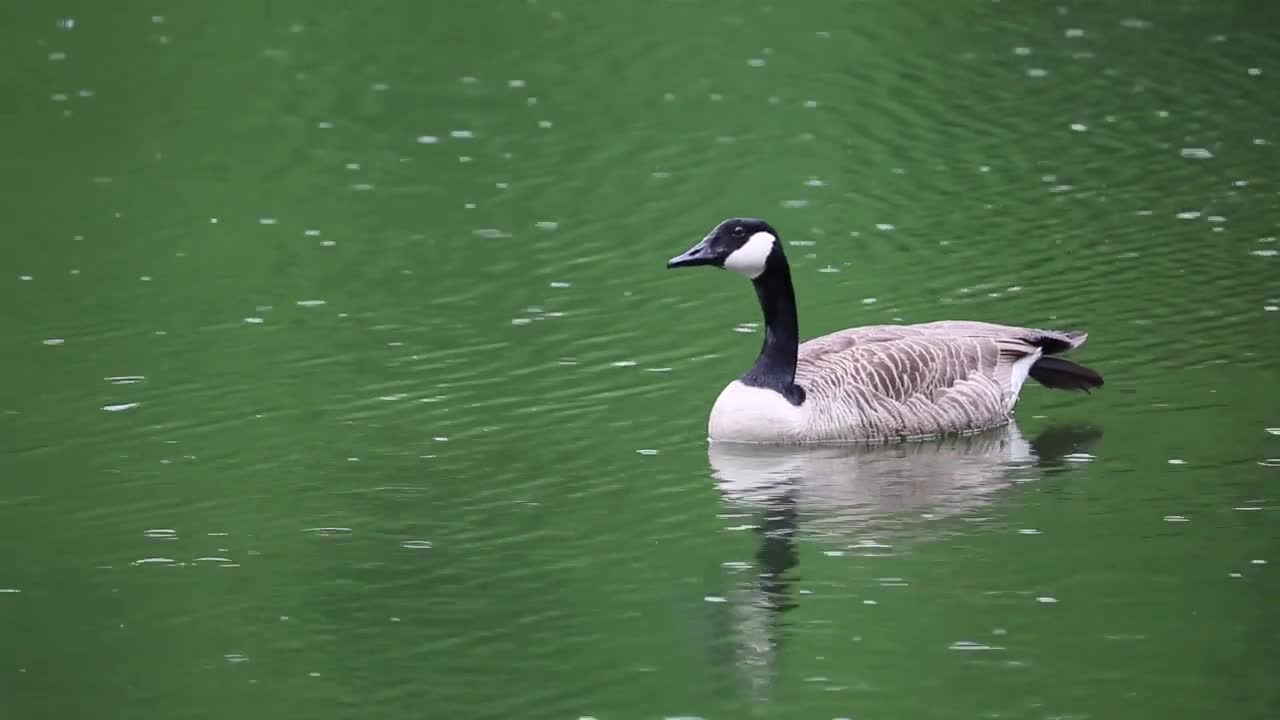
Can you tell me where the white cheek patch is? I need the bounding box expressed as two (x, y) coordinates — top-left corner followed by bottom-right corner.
(723, 231), (776, 278)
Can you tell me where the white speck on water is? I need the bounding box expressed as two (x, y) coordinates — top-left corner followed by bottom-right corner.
(309, 672), (321, 678)
(1163, 515), (1190, 522)
(1251, 559), (1268, 565)
(416, 135), (439, 144)
(19, 275), (33, 281)
(1254, 138), (1270, 146)
(151, 15), (165, 23)
(1065, 28), (1085, 37)
(400, 540), (433, 550)
(258, 217), (278, 225)
(507, 79), (526, 87)
(460, 75), (478, 84)
(1026, 68), (1048, 78)
(823, 550), (845, 557)
(1013, 46), (1032, 55)
(1175, 211), (1202, 220)
(511, 318), (532, 326)
(107, 376), (144, 385)
(1233, 506), (1262, 511)
(103, 403), (140, 412)
(863, 599), (878, 605)
(1248, 67), (1262, 76)
(703, 596), (727, 603)
(43, 338), (65, 346)
(611, 360), (638, 367)
(303, 527), (351, 537)
(1063, 452), (1095, 463)
(803, 99), (819, 108)
(1120, 17), (1152, 29)
(804, 177), (826, 187)
(224, 653), (249, 663)
(636, 449), (659, 456)
(781, 199), (809, 208)
(143, 529), (177, 539)
(1181, 147), (1214, 159)
(132, 557), (175, 565)
(535, 221), (559, 230)
(875, 223), (896, 231)
(949, 641), (1000, 651)
(1018, 528), (1041, 535)
(1230, 572), (1243, 578)
(0, 588), (20, 593)
(449, 130), (474, 139)
(1036, 596), (1058, 604)
(432, 436), (448, 442)
(1250, 249), (1277, 257)
(1207, 215), (1227, 224)
(57, 17), (75, 30)
(139, 275), (152, 281)
(537, 120), (553, 128)
(1168, 458), (1187, 465)
(295, 300), (327, 307)
(747, 58), (766, 67)
(818, 266), (841, 273)
(49, 51), (67, 61)
(1070, 122), (1088, 132)
(861, 297), (878, 305)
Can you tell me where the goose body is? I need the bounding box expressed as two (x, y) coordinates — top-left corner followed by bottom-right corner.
(668, 218), (1103, 444)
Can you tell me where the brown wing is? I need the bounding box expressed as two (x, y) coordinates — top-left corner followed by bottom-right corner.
(796, 329), (1045, 440)
(799, 320), (1086, 361)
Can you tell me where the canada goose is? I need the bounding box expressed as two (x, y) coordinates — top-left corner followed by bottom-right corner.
(667, 217), (1103, 444)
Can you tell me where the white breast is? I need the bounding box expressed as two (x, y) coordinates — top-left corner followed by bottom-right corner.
(707, 380), (808, 443)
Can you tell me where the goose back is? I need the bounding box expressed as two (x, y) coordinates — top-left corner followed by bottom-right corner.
(789, 321), (1082, 442)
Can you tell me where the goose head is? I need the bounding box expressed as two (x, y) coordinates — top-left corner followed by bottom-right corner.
(667, 217), (782, 279)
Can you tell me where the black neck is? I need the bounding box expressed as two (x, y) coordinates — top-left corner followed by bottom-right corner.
(740, 253), (806, 405)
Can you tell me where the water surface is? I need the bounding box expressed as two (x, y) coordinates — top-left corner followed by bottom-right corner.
(2, 2), (1278, 719)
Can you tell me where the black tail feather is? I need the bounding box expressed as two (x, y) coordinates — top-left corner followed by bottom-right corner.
(1029, 356), (1104, 392)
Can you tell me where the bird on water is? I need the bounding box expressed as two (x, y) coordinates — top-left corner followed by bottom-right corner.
(666, 217), (1103, 444)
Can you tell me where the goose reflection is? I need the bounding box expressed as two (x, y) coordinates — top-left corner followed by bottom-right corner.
(706, 421), (1102, 705)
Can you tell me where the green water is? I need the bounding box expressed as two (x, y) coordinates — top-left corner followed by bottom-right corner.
(2, 2), (1278, 718)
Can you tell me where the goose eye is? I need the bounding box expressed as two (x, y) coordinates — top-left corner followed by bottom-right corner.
(732, 226), (745, 238)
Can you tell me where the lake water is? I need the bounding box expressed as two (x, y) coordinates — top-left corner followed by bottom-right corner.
(2, 2), (1278, 719)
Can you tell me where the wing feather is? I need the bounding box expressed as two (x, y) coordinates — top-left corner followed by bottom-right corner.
(794, 323), (1051, 440)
